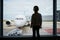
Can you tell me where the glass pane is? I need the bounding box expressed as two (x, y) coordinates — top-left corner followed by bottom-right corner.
(57, 0), (60, 36)
(3, 0), (53, 37)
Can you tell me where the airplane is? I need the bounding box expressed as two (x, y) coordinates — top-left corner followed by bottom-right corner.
(4, 15), (31, 36)
(5, 15), (31, 27)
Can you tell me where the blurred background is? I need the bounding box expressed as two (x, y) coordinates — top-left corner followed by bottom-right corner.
(57, 0), (60, 36)
(3, 0), (60, 37)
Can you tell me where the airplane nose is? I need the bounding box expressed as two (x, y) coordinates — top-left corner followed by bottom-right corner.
(6, 21), (11, 25)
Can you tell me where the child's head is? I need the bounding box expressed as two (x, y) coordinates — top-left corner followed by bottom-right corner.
(33, 6), (39, 12)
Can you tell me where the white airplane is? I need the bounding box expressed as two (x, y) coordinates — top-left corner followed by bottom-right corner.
(5, 15), (30, 36)
(5, 15), (31, 27)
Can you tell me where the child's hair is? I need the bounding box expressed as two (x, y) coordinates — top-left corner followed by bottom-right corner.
(33, 6), (39, 11)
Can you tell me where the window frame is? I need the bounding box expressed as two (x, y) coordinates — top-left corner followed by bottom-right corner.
(1, 0), (58, 38)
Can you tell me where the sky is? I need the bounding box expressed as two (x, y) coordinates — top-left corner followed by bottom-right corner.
(57, 0), (60, 10)
(3, 0), (60, 20)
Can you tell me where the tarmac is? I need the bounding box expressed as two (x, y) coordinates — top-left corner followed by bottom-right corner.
(3, 21), (60, 36)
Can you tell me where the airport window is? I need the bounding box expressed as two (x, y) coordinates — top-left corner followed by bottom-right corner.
(57, 0), (60, 36)
(3, 0), (53, 37)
